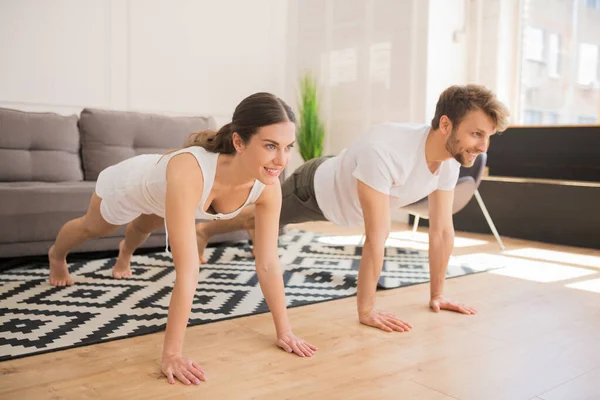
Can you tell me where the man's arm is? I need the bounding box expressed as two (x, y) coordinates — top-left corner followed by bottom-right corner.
(356, 180), (413, 332)
(427, 189), (477, 314)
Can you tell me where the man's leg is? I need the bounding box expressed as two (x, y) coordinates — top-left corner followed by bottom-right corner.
(195, 157), (329, 262)
(278, 157), (329, 227)
(195, 205), (256, 264)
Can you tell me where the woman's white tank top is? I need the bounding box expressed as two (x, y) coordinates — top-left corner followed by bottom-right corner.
(139, 146), (265, 220)
(106, 146), (265, 254)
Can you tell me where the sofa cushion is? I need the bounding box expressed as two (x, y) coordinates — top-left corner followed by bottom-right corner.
(79, 108), (217, 181)
(0, 108), (83, 182)
(0, 181), (97, 244)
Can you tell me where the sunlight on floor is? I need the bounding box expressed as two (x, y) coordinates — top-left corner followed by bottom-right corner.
(315, 234), (362, 246)
(451, 253), (598, 282)
(384, 238), (430, 251)
(503, 248), (600, 269)
(315, 231), (489, 250)
(388, 231), (489, 248)
(313, 232), (599, 284)
(566, 278), (600, 294)
(314, 234), (430, 250)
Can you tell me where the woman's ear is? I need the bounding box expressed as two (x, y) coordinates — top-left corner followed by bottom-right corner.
(232, 132), (245, 153)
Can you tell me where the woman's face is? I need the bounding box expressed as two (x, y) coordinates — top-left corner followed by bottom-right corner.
(234, 121), (296, 185)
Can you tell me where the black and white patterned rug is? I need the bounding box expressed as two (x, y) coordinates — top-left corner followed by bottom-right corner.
(0, 230), (495, 361)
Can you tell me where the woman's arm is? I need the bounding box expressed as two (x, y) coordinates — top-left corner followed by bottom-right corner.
(161, 153), (207, 385)
(253, 182), (318, 357)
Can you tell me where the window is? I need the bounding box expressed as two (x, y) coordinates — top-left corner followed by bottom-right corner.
(369, 42), (391, 89)
(524, 110), (543, 125)
(329, 48), (358, 86)
(548, 33), (560, 77)
(584, 0), (600, 10)
(524, 27), (544, 62)
(545, 112), (559, 124)
(577, 43), (599, 86)
(578, 116), (597, 124)
(517, 0), (600, 125)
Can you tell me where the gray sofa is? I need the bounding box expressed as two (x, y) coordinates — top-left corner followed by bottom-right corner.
(0, 107), (253, 258)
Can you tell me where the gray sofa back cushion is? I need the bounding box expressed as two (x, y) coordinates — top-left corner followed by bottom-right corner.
(0, 108), (83, 182)
(79, 108), (218, 181)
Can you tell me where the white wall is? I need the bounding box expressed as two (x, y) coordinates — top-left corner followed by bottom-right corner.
(425, 0), (470, 123)
(287, 0), (431, 156)
(0, 0), (520, 140)
(0, 0), (288, 123)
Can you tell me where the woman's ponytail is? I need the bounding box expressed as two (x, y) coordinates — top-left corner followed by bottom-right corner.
(185, 122), (236, 154)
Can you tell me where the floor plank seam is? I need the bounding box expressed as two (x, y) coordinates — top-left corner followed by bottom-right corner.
(535, 365), (600, 399)
(409, 379), (461, 399)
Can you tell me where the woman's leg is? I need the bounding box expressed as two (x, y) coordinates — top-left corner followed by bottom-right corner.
(195, 205), (256, 263)
(113, 213), (164, 278)
(49, 193), (120, 286)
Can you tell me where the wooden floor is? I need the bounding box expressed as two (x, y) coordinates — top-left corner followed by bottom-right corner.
(1, 221), (599, 400)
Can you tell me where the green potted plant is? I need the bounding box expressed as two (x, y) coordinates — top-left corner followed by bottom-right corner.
(297, 72), (325, 161)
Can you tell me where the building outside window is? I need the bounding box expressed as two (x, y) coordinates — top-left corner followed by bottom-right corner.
(518, 0), (600, 125)
(524, 109), (544, 125)
(547, 33), (561, 77)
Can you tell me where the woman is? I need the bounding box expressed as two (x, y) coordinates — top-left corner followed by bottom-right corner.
(48, 92), (318, 385)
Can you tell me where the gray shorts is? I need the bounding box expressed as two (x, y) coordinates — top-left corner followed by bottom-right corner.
(280, 156), (330, 226)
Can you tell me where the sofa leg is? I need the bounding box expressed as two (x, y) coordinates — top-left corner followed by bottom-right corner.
(412, 215), (420, 233)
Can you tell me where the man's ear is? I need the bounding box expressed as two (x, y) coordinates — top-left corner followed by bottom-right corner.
(232, 132), (245, 152)
(439, 115), (453, 136)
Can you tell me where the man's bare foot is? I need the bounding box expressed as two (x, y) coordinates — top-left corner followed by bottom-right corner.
(113, 240), (133, 279)
(48, 245), (74, 286)
(196, 228), (208, 264)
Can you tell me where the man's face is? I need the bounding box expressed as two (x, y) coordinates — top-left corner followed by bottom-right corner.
(444, 109), (496, 167)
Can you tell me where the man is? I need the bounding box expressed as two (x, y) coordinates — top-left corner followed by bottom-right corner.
(195, 84), (510, 332)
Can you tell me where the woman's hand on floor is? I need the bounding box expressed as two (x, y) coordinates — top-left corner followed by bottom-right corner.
(161, 354), (206, 385)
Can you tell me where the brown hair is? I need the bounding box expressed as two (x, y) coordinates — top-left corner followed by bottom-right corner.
(185, 92), (295, 154)
(431, 84), (510, 133)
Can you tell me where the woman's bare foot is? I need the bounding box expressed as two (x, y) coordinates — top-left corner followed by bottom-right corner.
(195, 229), (209, 264)
(113, 240), (133, 279)
(48, 245), (74, 286)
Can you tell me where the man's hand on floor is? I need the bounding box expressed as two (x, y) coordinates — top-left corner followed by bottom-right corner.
(429, 296), (477, 315)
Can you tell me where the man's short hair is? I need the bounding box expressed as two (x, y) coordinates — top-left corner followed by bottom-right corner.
(431, 84), (510, 133)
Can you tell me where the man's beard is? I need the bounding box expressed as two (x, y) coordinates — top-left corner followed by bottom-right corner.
(445, 129), (467, 165)
(445, 129), (479, 167)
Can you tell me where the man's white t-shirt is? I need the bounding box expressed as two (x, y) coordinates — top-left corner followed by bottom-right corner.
(313, 123), (461, 228)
